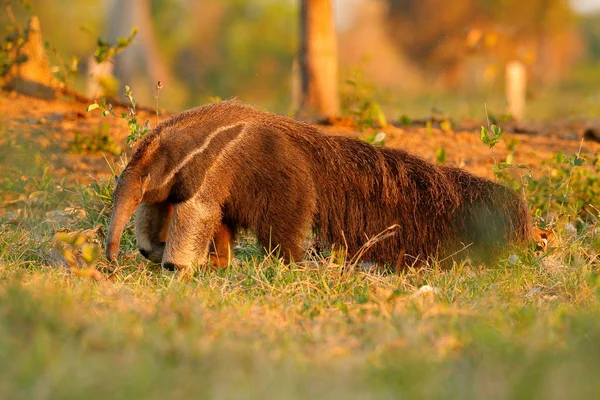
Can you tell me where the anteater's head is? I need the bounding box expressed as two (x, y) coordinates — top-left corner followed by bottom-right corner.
(105, 171), (151, 263)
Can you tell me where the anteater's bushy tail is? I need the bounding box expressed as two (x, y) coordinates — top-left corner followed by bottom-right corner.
(284, 122), (532, 268)
(442, 166), (532, 264)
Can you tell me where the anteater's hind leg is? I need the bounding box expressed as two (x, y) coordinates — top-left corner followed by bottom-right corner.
(135, 202), (173, 263)
(162, 199), (222, 271)
(256, 224), (306, 263)
(255, 200), (313, 264)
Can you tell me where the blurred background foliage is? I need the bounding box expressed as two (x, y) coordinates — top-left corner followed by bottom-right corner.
(1, 0), (599, 118)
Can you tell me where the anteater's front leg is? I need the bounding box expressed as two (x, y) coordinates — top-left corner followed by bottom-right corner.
(209, 223), (235, 269)
(162, 199), (221, 271)
(135, 202), (173, 263)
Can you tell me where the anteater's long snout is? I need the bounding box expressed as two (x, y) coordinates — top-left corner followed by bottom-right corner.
(105, 193), (140, 263)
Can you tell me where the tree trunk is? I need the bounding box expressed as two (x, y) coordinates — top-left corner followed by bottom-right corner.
(299, 0), (340, 117)
(505, 60), (526, 120)
(105, 0), (172, 100)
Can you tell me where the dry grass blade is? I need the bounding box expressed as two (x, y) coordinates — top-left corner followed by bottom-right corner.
(346, 224), (400, 272)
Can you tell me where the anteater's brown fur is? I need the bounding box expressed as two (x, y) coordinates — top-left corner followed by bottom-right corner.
(105, 100), (532, 270)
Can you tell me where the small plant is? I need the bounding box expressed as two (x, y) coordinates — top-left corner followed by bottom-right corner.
(0, 1), (29, 79)
(205, 96), (223, 104)
(44, 41), (79, 90)
(123, 85), (151, 144)
(54, 230), (103, 280)
(435, 146), (447, 164)
(487, 111), (514, 125)
(82, 26), (137, 98)
(480, 123), (504, 151)
(87, 85), (152, 146)
(1, 3), (84, 93)
(154, 80), (162, 125)
(341, 68), (387, 129)
(426, 120), (433, 137)
(96, 75), (120, 98)
(481, 104), (510, 174)
(70, 124), (121, 156)
(482, 125), (508, 176)
(86, 97), (114, 116)
(439, 119), (453, 133)
(485, 130), (594, 232)
(431, 107), (454, 133)
(362, 131), (386, 147)
(54, 231), (100, 267)
(399, 114), (412, 126)
(93, 27), (137, 64)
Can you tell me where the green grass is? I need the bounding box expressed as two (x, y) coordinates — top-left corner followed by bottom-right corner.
(1, 249), (600, 399)
(1, 126), (600, 399)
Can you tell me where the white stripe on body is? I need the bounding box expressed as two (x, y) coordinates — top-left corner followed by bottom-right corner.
(157, 123), (245, 188)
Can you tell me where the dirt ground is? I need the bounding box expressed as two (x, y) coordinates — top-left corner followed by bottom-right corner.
(1, 91), (598, 188)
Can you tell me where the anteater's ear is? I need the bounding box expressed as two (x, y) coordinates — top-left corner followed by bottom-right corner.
(142, 174), (151, 192)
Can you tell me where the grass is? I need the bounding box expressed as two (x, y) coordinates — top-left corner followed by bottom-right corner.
(2, 251), (600, 399)
(1, 124), (600, 399)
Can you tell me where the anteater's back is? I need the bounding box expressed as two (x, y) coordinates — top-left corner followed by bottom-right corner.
(265, 112), (531, 265)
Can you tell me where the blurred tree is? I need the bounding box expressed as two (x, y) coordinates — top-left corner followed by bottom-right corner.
(336, 0), (423, 93)
(385, 0), (580, 89)
(578, 13), (600, 61)
(386, 0), (477, 88)
(1, 0), (301, 112)
(298, 0), (340, 116)
(173, 0), (297, 112)
(105, 0), (183, 109)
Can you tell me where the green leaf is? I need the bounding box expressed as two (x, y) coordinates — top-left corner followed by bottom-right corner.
(435, 146), (446, 164)
(480, 126), (488, 142)
(491, 124), (503, 137)
(573, 155), (585, 166)
(371, 103), (387, 128)
(399, 115), (412, 126)
(55, 232), (72, 244)
(72, 234), (86, 247)
(81, 243), (100, 265)
(440, 120), (453, 133)
(86, 103), (100, 112)
(492, 165), (501, 177)
(505, 153), (514, 165)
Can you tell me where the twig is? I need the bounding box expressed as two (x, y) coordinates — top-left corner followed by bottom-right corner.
(5, 4), (22, 36)
(437, 242), (473, 264)
(155, 81), (162, 126)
